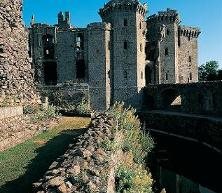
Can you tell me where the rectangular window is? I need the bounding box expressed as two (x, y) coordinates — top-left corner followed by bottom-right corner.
(189, 56), (192, 62)
(166, 73), (168, 80)
(190, 72), (192, 80)
(124, 19), (128, 27)
(108, 41), (110, 50)
(124, 71), (127, 79)
(167, 29), (170, 35)
(141, 71), (143, 79)
(124, 41), (128, 50)
(140, 43), (142, 52)
(165, 48), (169, 56)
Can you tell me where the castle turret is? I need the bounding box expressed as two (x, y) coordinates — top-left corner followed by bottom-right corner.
(177, 26), (201, 83)
(146, 9), (180, 84)
(146, 8), (200, 84)
(57, 11), (71, 29)
(99, 0), (147, 107)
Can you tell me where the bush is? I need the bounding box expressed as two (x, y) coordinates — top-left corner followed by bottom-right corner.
(116, 154), (153, 193)
(109, 102), (154, 164)
(107, 102), (154, 192)
(23, 105), (40, 114)
(31, 105), (58, 123)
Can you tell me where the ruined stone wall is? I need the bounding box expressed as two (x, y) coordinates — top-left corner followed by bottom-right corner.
(0, 0), (39, 105)
(57, 30), (76, 83)
(33, 113), (123, 193)
(29, 24), (57, 84)
(87, 22), (111, 111)
(39, 83), (90, 113)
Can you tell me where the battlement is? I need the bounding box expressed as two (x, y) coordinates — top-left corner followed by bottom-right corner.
(99, 0), (147, 18)
(179, 25), (201, 38)
(147, 8), (180, 23)
(87, 22), (111, 31)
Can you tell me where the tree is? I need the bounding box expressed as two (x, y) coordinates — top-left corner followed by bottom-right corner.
(198, 61), (219, 81)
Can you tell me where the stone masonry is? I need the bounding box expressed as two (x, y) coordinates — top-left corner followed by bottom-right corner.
(146, 9), (201, 84)
(28, 0), (201, 111)
(33, 113), (122, 193)
(0, 0), (39, 106)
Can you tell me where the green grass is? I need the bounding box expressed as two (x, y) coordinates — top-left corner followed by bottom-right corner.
(0, 117), (90, 193)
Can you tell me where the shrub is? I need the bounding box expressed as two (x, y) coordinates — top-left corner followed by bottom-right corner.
(23, 105), (40, 114)
(107, 102), (154, 192)
(31, 105), (58, 123)
(108, 102), (154, 164)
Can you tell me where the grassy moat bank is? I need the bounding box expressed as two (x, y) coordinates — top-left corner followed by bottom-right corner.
(0, 104), (155, 193)
(0, 117), (90, 193)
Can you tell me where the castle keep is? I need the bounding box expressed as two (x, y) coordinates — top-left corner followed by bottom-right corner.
(28, 0), (200, 111)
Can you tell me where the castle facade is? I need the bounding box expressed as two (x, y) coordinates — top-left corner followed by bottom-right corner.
(28, 0), (200, 110)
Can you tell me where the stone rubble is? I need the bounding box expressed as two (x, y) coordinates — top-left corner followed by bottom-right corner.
(33, 113), (121, 193)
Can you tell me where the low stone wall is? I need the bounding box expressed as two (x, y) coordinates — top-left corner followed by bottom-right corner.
(33, 113), (122, 193)
(140, 111), (222, 152)
(0, 106), (23, 120)
(0, 115), (59, 152)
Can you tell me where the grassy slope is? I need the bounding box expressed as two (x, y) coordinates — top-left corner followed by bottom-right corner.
(0, 117), (90, 193)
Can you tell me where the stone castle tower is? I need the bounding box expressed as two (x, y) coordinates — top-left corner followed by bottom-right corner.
(146, 9), (200, 84)
(99, 0), (147, 107)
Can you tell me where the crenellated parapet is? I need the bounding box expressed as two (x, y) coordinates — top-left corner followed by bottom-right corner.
(87, 22), (111, 31)
(179, 25), (201, 38)
(147, 8), (180, 24)
(99, 0), (147, 18)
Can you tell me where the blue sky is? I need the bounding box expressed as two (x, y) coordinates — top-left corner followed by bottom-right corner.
(23, 0), (222, 67)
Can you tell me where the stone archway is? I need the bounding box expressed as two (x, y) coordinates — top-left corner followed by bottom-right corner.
(160, 88), (182, 110)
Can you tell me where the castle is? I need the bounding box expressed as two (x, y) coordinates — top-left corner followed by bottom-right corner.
(28, 0), (201, 111)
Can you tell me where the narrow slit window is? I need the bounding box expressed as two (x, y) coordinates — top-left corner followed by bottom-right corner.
(166, 73), (168, 80)
(189, 56), (192, 62)
(124, 41), (128, 50)
(140, 43), (142, 52)
(124, 19), (128, 27)
(165, 48), (169, 56)
(190, 72), (192, 80)
(167, 29), (170, 35)
(124, 71), (128, 79)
